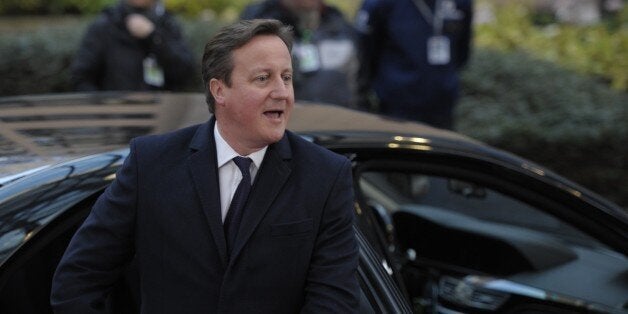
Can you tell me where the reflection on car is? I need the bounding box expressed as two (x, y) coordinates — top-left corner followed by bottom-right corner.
(0, 93), (627, 313)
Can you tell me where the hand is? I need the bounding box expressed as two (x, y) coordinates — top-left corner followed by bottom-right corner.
(126, 14), (155, 39)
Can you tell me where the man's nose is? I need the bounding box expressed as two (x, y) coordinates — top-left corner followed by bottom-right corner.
(270, 78), (291, 99)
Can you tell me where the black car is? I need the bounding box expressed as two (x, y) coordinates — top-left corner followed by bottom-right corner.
(0, 93), (627, 313)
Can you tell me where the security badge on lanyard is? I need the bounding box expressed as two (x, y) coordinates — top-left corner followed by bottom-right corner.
(143, 54), (165, 87)
(293, 30), (321, 73)
(413, 0), (451, 65)
(294, 43), (321, 73)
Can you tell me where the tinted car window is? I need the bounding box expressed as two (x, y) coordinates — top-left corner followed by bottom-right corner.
(357, 166), (628, 313)
(360, 170), (604, 249)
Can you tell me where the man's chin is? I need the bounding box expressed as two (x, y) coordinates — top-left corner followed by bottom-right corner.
(264, 129), (286, 144)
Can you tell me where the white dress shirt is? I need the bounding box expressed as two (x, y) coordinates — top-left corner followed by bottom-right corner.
(214, 123), (267, 222)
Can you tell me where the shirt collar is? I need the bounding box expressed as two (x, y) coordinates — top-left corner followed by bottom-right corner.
(214, 123), (267, 169)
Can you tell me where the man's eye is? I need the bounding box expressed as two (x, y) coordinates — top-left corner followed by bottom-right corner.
(256, 75), (269, 82)
(282, 75), (292, 82)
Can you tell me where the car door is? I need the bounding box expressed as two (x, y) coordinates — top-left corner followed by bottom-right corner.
(351, 148), (628, 313)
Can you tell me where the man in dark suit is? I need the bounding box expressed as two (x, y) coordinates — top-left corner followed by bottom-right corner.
(51, 19), (359, 313)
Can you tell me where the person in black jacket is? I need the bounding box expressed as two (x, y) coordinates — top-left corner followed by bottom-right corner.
(71, 0), (195, 91)
(241, 0), (359, 108)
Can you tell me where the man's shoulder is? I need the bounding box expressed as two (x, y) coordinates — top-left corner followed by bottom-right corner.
(86, 13), (113, 32)
(84, 5), (123, 34)
(240, 0), (283, 20)
(361, 0), (396, 10)
(457, 0), (473, 11)
(156, 10), (185, 30)
(133, 122), (203, 152)
(357, 0), (397, 29)
(320, 5), (356, 34)
(240, 2), (262, 19)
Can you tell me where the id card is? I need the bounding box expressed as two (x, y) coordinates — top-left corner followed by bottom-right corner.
(143, 55), (165, 87)
(427, 35), (451, 65)
(319, 39), (354, 70)
(294, 42), (321, 73)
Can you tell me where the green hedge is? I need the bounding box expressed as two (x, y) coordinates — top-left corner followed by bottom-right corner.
(0, 18), (626, 208)
(476, 1), (627, 91)
(0, 0), (112, 15)
(0, 0), (248, 16)
(0, 27), (82, 94)
(0, 0), (359, 18)
(457, 48), (628, 208)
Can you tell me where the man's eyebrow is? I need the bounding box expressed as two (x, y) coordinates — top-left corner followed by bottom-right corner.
(248, 66), (292, 74)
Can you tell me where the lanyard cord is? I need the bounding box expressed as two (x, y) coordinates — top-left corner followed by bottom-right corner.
(411, 0), (444, 35)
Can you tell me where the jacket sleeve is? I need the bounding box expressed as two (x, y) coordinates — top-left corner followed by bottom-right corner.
(301, 158), (359, 313)
(455, 0), (473, 70)
(240, 3), (263, 20)
(70, 20), (107, 91)
(355, 0), (390, 112)
(50, 140), (139, 313)
(148, 15), (195, 91)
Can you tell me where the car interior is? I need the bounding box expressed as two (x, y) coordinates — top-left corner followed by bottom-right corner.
(355, 160), (628, 313)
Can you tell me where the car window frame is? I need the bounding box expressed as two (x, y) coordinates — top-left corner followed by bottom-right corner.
(351, 150), (628, 258)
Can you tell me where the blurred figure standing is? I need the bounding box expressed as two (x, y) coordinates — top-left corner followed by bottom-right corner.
(71, 0), (195, 91)
(356, 0), (473, 129)
(241, 0), (359, 108)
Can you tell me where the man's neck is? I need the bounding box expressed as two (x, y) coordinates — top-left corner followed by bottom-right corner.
(215, 121), (265, 156)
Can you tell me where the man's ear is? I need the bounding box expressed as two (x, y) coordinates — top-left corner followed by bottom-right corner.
(209, 78), (225, 105)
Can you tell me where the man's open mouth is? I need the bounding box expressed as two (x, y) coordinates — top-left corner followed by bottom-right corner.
(264, 110), (284, 119)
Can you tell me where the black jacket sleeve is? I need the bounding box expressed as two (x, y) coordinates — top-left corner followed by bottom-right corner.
(70, 19), (108, 91)
(355, 0), (391, 111)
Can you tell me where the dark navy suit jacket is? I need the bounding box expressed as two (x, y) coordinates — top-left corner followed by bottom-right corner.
(51, 118), (359, 313)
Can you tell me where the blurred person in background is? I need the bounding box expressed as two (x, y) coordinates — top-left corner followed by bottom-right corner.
(356, 0), (473, 129)
(71, 0), (195, 91)
(241, 0), (359, 108)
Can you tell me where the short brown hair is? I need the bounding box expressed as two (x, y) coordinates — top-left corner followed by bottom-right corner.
(201, 19), (294, 112)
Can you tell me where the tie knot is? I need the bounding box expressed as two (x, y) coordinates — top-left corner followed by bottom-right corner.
(232, 156), (252, 177)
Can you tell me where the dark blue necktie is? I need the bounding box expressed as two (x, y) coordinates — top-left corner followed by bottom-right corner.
(224, 156), (252, 256)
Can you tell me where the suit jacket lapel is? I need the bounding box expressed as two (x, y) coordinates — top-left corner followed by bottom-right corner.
(187, 117), (229, 268)
(229, 133), (292, 262)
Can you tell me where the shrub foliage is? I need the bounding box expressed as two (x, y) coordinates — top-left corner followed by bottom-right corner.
(457, 49), (628, 208)
(0, 27), (83, 94)
(475, 2), (627, 91)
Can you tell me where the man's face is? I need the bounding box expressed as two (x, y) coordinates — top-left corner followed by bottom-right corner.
(212, 35), (294, 154)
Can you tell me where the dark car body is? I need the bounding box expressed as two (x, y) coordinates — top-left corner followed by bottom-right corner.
(0, 93), (627, 313)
